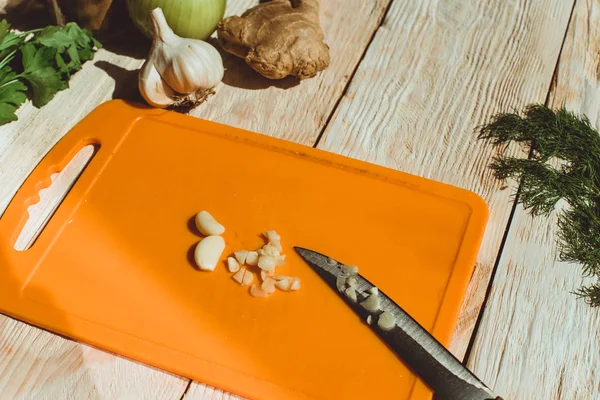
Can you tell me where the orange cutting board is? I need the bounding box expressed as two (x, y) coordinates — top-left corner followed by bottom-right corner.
(0, 100), (488, 400)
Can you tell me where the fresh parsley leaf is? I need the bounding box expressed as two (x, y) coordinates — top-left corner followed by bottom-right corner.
(20, 43), (65, 108)
(0, 20), (21, 51)
(0, 20), (10, 43)
(0, 19), (101, 125)
(65, 23), (102, 50)
(0, 20), (25, 61)
(33, 26), (74, 51)
(0, 65), (27, 124)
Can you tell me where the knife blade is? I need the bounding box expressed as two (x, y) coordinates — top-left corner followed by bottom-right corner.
(294, 247), (502, 400)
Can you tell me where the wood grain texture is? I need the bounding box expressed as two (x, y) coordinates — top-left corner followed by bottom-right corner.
(14, 145), (95, 251)
(188, 0), (390, 143)
(0, 1), (391, 398)
(0, 317), (188, 400)
(468, 1), (600, 399)
(317, 0), (574, 361)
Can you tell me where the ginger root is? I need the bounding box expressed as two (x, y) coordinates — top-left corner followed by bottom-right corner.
(217, 0), (330, 80)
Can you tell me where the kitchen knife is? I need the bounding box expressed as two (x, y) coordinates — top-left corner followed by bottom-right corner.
(294, 247), (503, 400)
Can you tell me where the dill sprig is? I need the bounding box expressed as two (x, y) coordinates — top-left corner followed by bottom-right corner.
(478, 104), (600, 306)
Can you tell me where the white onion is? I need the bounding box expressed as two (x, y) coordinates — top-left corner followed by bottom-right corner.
(126, 0), (227, 40)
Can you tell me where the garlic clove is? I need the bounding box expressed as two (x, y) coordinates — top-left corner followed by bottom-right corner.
(194, 235), (225, 271)
(234, 250), (249, 265)
(195, 210), (225, 236)
(246, 251), (259, 266)
(138, 60), (177, 108)
(227, 257), (240, 273)
(150, 8), (224, 95)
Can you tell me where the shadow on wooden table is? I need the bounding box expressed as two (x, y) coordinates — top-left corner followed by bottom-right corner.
(0, 244), (98, 397)
(96, 22), (151, 61)
(207, 37), (301, 91)
(94, 60), (143, 102)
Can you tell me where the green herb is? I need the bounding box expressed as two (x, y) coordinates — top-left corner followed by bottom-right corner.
(478, 104), (600, 306)
(0, 20), (101, 125)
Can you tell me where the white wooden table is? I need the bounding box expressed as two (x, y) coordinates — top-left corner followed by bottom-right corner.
(0, 1), (598, 399)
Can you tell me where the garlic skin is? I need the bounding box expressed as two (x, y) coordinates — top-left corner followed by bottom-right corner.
(150, 7), (224, 94)
(138, 60), (177, 108)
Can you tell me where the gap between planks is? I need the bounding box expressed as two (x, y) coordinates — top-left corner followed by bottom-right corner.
(463, 0), (578, 365)
(312, 0), (395, 149)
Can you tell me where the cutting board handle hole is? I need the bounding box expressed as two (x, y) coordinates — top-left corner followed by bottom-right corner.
(13, 145), (97, 251)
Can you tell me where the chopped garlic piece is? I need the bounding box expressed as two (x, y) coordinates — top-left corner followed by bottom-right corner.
(261, 277), (276, 293)
(246, 251), (259, 266)
(342, 264), (359, 275)
(347, 277), (358, 288)
(260, 269), (275, 281)
(377, 311), (396, 331)
(234, 250), (249, 265)
(360, 293), (380, 312)
(270, 239), (282, 252)
(275, 278), (291, 291)
(264, 230), (281, 242)
(275, 254), (286, 266)
(258, 255), (277, 271)
(250, 284), (269, 298)
(227, 257), (240, 273)
(369, 287), (379, 295)
(345, 287), (357, 302)
(366, 315), (372, 325)
(290, 278), (301, 291)
(232, 268), (246, 284)
(326, 257), (337, 266)
(242, 269), (254, 286)
(262, 243), (280, 257)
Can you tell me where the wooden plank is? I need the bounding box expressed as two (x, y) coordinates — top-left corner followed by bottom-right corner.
(0, 318), (188, 399)
(317, 0), (574, 362)
(182, 383), (241, 400)
(467, 1), (600, 398)
(190, 0), (390, 143)
(0, 0), (390, 397)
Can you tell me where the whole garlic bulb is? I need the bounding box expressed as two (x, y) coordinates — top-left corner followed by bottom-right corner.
(138, 7), (224, 108)
(149, 7), (224, 94)
(139, 60), (177, 108)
